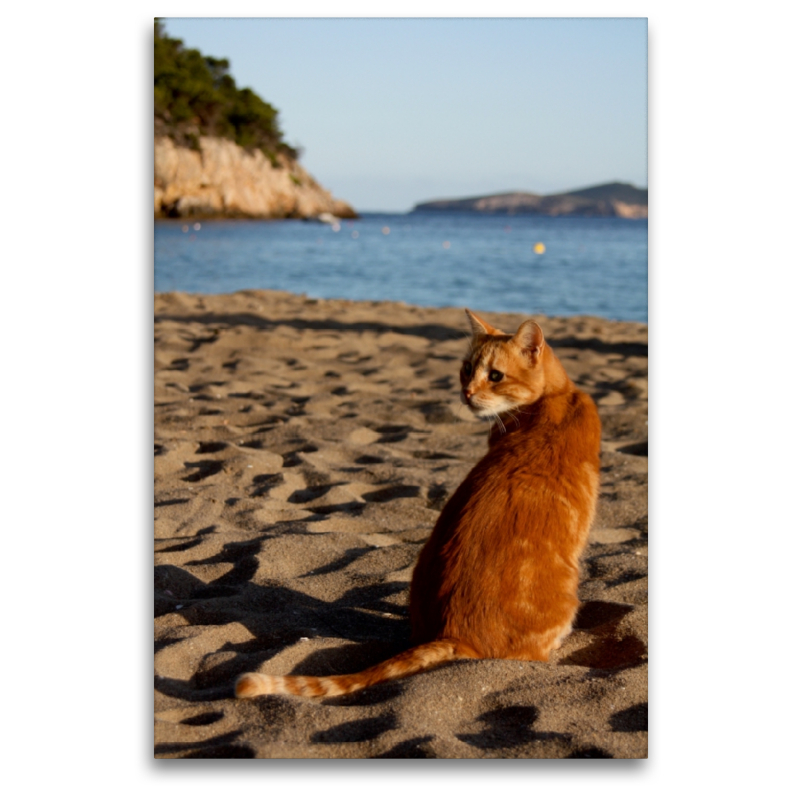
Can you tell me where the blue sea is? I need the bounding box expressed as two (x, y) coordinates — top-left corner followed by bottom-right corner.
(154, 212), (647, 323)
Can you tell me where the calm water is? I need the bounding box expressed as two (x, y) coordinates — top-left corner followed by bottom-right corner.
(154, 212), (647, 322)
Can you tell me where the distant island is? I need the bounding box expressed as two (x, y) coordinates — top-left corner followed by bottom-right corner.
(411, 182), (647, 219)
(153, 20), (356, 220)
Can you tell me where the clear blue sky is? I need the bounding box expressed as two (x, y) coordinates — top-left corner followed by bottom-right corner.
(161, 17), (647, 212)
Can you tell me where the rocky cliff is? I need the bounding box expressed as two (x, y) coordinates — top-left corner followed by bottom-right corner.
(154, 136), (357, 220)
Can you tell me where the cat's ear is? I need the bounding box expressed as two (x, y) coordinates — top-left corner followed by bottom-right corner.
(465, 309), (502, 339)
(511, 320), (544, 358)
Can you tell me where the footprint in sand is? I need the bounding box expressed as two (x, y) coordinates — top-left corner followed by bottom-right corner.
(609, 702), (648, 732)
(561, 600), (646, 671)
(195, 441), (228, 454)
(182, 460), (224, 482)
(456, 705), (547, 750)
(281, 443), (319, 467)
(287, 484), (342, 504)
(311, 715), (396, 744)
(354, 454), (384, 465)
(250, 473), (284, 498)
(616, 441), (648, 456)
(374, 425), (415, 443)
(560, 634), (647, 671)
(361, 485), (420, 502)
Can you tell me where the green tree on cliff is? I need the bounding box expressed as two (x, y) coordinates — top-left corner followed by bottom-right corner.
(154, 19), (299, 161)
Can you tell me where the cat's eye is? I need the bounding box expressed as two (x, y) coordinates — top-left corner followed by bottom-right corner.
(489, 370), (504, 382)
(463, 361), (473, 376)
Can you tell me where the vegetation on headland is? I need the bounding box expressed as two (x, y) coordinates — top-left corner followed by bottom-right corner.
(154, 19), (298, 162)
(412, 182), (648, 218)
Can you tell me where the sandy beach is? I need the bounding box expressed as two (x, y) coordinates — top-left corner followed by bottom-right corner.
(154, 289), (648, 759)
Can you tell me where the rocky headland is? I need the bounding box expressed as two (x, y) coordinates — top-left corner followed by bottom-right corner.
(412, 182), (648, 219)
(154, 136), (357, 220)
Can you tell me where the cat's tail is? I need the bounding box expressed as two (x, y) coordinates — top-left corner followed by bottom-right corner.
(234, 638), (475, 699)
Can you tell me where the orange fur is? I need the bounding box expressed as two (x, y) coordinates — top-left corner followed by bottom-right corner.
(235, 310), (601, 699)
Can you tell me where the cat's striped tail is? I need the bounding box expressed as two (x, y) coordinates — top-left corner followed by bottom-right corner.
(234, 639), (474, 699)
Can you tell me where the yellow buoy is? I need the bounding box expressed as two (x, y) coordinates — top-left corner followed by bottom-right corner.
(533, 242), (546, 254)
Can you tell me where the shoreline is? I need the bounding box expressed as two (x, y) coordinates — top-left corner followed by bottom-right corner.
(155, 289), (650, 330)
(154, 289), (648, 758)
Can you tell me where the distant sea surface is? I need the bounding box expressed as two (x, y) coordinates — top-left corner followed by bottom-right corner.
(154, 212), (647, 323)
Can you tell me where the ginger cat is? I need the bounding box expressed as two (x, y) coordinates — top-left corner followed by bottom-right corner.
(235, 310), (601, 699)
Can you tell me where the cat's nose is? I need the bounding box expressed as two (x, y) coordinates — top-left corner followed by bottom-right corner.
(462, 387), (474, 403)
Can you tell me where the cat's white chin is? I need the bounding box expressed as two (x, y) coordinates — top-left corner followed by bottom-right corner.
(471, 405), (502, 420)
(463, 394), (516, 420)
(471, 400), (523, 421)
